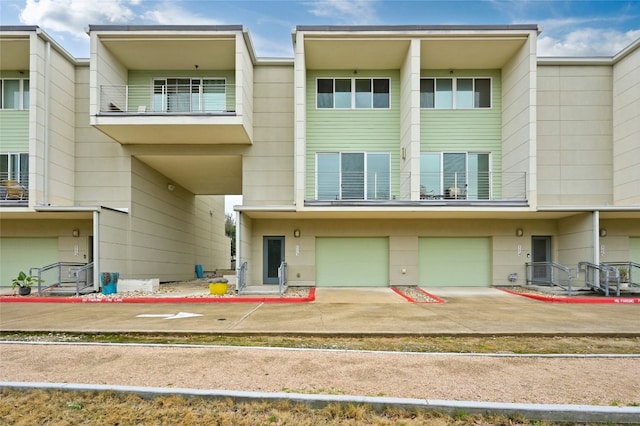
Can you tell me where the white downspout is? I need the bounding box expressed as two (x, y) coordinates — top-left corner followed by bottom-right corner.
(235, 210), (242, 291)
(43, 40), (51, 205)
(593, 210), (600, 264)
(93, 210), (100, 291)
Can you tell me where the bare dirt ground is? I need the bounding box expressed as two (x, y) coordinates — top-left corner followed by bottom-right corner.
(2, 342), (639, 407)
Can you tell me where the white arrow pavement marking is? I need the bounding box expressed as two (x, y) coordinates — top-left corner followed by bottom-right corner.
(136, 312), (203, 320)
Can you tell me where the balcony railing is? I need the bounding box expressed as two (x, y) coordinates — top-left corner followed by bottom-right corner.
(311, 171), (527, 203)
(1, 172), (28, 204)
(100, 84), (237, 114)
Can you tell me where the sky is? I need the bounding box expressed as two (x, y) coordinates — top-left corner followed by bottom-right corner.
(2, 0), (639, 213)
(1, 0), (640, 59)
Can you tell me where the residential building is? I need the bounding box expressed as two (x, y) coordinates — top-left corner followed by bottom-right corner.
(1, 24), (638, 292)
(0, 26), (230, 288)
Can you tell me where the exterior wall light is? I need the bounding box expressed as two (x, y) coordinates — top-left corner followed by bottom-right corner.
(516, 228), (524, 237)
(72, 229), (80, 238)
(600, 228), (607, 237)
(294, 229), (301, 238)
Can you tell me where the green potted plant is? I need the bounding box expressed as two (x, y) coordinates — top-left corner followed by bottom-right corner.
(12, 271), (42, 296)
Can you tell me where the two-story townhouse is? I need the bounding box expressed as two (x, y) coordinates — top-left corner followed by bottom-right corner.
(235, 25), (640, 291)
(0, 26), (230, 290)
(2, 24), (638, 294)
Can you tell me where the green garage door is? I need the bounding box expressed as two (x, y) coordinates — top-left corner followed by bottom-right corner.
(0, 238), (58, 287)
(630, 237), (640, 264)
(316, 237), (388, 287)
(419, 237), (491, 287)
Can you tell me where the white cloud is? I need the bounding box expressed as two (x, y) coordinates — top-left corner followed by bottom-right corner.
(307, 0), (378, 25)
(538, 28), (640, 56)
(142, 1), (223, 25)
(19, 0), (138, 38)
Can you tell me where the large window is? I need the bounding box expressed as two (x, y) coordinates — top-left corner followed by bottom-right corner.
(0, 152), (29, 182)
(317, 78), (390, 109)
(153, 78), (226, 112)
(420, 78), (490, 109)
(420, 152), (490, 199)
(317, 152), (390, 200)
(0, 79), (29, 110)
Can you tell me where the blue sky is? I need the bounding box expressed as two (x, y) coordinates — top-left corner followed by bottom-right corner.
(1, 0), (640, 59)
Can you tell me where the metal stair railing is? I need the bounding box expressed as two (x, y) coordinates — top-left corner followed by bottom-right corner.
(30, 262), (95, 296)
(578, 262), (620, 297)
(602, 261), (640, 288)
(525, 262), (574, 295)
(278, 261), (288, 297)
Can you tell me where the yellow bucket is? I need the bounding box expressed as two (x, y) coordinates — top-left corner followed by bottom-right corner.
(209, 283), (228, 295)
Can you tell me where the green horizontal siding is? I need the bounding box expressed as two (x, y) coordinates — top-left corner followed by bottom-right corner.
(420, 70), (502, 197)
(0, 111), (29, 151)
(420, 69), (502, 155)
(306, 70), (401, 199)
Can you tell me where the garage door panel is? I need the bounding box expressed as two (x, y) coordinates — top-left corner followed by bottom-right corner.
(0, 238), (58, 287)
(316, 237), (388, 287)
(419, 237), (491, 287)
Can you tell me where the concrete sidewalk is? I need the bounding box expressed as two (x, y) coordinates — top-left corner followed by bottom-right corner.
(1, 287), (638, 335)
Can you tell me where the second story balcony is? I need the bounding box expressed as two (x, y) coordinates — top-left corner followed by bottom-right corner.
(89, 25), (254, 146)
(94, 82), (251, 145)
(306, 171), (528, 207)
(1, 171), (29, 206)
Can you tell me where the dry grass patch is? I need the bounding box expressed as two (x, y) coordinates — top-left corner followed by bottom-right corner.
(2, 332), (639, 355)
(0, 389), (562, 425)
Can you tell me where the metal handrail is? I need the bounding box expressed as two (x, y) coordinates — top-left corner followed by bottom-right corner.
(278, 261), (288, 297)
(602, 261), (640, 288)
(578, 262), (620, 297)
(525, 262), (574, 295)
(30, 262), (94, 296)
(314, 171), (527, 202)
(100, 83), (237, 114)
(237, 261), (248, 293)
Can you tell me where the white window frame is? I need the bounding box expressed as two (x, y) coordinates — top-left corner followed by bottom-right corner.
(420, 151), (492, 199)
(420, 77), (492, 109)
(0, 78), (29, 110)
(0, 152), (29, 182)
(315, 151), (391, 200)
(152, 77), (226, 112)
(316, 77), (391, 110)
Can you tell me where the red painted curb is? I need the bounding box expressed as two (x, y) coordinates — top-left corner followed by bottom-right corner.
(499, 288), (640, 304)
(0, 288), (316, 304)
(391, 287), (445, 304)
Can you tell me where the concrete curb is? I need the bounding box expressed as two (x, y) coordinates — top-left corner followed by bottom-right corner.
(2, 381), (639, 424)
(0, 288), (316, 304)
(498, 288), (640, 304)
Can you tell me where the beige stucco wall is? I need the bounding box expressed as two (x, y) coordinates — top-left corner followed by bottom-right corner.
(74, 66), (131, 209)
(537, 64), (613, 206)
(599, 219), (640, 262)
(28, 33), (77, 207)
(244, 217), (578, 287)
(242, 64), (294, 206)
(399, 39), (420, 200)
(89, 32), (128, 116)
(501, 34), (537, 207)
(612, 44), (640, 205)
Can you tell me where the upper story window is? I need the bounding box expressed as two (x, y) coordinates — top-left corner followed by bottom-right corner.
(153, 78), (226, 113)
(420, 78), (491, 109)
(317, 152), (390, 200)
(1, 152), (28, 181)
(0, 79), (29, 110)
(317, 78), (390, 109)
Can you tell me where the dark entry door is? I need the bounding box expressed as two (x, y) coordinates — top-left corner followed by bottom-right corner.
(532, 236), (552, 284)
(263, 236), (284, 285)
